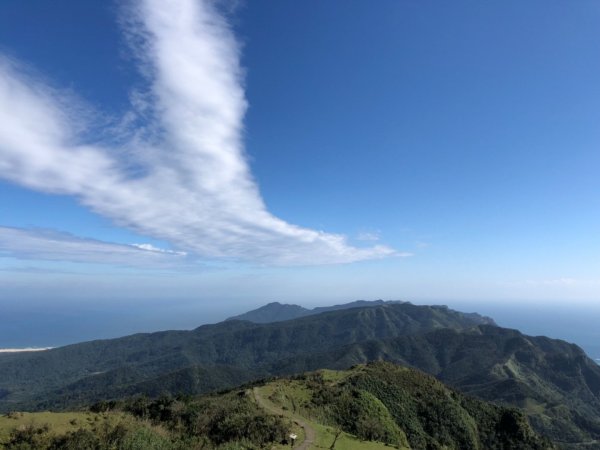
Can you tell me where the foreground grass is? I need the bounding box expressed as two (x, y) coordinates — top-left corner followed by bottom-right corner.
(0, 363), (550, 449)
(312, 423), (398, 450)
(0, 411), (135, 444)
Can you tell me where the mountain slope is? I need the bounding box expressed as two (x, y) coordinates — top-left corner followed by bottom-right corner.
(255, 362), (552, 449)
(0, 303), (486, 411)
(269, 325), (600, 446)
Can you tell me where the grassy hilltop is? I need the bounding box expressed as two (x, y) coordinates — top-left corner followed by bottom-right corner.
(0, 362), (552, 450)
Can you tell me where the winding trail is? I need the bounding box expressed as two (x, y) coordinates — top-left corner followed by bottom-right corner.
(252, 387), (316, 450)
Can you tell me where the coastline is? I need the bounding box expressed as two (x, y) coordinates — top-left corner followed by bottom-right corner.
(0, 347), (53, 353)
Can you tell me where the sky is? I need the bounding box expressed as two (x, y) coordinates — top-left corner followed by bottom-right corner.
(0, 1), (599, 349)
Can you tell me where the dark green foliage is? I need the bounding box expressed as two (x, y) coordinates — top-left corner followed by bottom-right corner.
(5, 424), (52, 449)
(335, 389), (408, 445)
(1, 362), (554, 450)
(347, 362), (552, 449)
(3, 422), (172, 450)
(303, 363), (553, 450)
(119, 427), (174, 450)
(50, 428), (100, 450)
(120, 391), (289, 449)
(3, 392), (288, 449)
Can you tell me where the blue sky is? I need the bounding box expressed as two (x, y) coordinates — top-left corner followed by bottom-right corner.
(0, 0), (599, 336)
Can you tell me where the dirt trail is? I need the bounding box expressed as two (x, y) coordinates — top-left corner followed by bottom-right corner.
(252, 387), (316, 450)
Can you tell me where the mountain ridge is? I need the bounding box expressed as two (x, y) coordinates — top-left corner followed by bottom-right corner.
(0, 303), (500, 410)
(1, 301), (598, 448)
(226, 299), (497, 326)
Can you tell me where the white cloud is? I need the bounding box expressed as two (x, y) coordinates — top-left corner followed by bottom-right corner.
(0, 227), (188, 268)
(131, 243), (187, 255)
(0, 0), (396, 266)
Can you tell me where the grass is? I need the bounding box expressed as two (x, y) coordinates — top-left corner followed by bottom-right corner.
(0, 411), (133, 443)
(311, 423), (396, 450)
(314, 369), (353, 383)
(255, 378), (408, 450)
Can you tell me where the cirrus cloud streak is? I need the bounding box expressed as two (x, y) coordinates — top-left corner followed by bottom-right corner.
(0, 227), (189, 268)
(0, 0), (396, 266)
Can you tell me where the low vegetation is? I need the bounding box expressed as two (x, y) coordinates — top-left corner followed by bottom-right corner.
(0, 362), (554, 449)
(0, 392), (289, 449)
(260, 362), (553, 449)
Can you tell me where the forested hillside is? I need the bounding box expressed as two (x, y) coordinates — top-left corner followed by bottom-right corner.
(0, 363), (553, 450)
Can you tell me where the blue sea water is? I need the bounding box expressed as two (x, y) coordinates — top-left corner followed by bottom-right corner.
(443, 301), (600, 362)
(0, 301), (236, 348)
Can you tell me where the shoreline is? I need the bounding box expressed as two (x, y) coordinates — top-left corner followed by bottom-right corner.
(0, 347), (53, 353)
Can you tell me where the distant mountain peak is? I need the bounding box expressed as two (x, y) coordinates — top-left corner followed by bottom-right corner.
(226, 299), (398, 324)
(226, 299), (497, 326)
(226, 302), (310, 324)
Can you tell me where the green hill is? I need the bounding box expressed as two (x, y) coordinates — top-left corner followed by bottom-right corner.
(259, 362), (552, 449)
(270, 325), (600, 446)
(0, 362), (553, 450)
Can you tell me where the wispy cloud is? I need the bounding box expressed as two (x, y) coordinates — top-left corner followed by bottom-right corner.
(356, 231), (381, 242)
(524, 278), (600, 287)
(0, 0), (395, 266)
(0, 265), (75, 275)
(0, 227), (188, 268)
(500, 278), (600, 291)
(130, 243), (187, 256)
